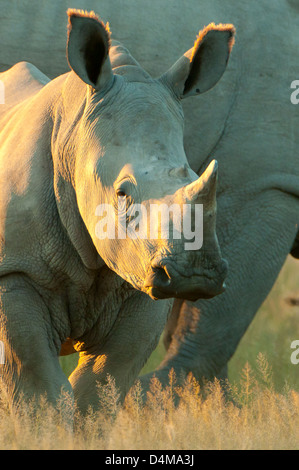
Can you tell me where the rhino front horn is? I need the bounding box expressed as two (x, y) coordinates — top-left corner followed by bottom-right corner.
(185, 159), (218, 204)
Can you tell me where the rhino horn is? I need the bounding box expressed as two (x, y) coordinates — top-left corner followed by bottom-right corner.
(185, 160), (218, 206)
(169, 164), (189, 178)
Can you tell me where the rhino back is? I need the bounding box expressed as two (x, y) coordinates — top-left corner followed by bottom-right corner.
(0, 61), (49, 116)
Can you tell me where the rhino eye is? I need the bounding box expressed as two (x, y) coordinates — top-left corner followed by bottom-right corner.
(115, 178), (136, 199)
(116, 189), (126, 198)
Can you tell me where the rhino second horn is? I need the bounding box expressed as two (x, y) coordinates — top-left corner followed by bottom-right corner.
(169, 164), (189, 178)
(185, 159), (218, 204)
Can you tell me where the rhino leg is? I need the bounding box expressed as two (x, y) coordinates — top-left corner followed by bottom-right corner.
(69, 292), (172, 415)
(0, 275), (73, 416)
(163, 299), (183, 351)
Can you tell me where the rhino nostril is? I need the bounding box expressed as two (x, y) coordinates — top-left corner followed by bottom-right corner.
(144, 264), (172, 290)
(153, 266), (171, 286)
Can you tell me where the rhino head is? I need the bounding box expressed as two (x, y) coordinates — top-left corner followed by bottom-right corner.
(62, 9), (235, 301)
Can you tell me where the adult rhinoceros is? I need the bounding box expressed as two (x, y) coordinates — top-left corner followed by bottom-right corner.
(0, 9), (232, 413)
(1, 0), (299, 399)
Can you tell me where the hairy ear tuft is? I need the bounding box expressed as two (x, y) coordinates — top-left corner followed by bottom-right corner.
(67, 8), (100, 23)
(190, 23), (236, 61)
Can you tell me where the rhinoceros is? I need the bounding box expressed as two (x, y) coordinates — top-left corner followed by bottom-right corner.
(0, 9), (232, 413)
(1, 0), (298, 401)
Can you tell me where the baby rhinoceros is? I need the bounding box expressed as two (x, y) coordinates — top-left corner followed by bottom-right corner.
(0, 9), (234, 415)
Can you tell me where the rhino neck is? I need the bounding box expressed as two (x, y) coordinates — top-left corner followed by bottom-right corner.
(50, 72), (105, 272)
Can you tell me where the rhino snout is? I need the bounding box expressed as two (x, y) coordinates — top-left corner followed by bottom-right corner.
(143, 258), (228, 301)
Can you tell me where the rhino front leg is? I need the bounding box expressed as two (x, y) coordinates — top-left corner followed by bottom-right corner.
(0, 275), (73, 414)
(69, 292), (172, 415)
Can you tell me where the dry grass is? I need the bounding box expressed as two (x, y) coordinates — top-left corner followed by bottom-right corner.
(1, 256), (299, 450)
(0, 360), (299, 450)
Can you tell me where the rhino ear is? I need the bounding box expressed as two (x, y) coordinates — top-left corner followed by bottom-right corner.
(161, 23), (235, 99)
(66, 9), (114, 91)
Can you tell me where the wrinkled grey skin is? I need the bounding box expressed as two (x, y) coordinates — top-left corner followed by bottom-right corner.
(0, 9), (233, 414)
(0, 0), (299, 402)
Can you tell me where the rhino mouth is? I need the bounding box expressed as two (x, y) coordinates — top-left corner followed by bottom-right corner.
(143, 259), (228, 301)
(145, 284), (225, 301)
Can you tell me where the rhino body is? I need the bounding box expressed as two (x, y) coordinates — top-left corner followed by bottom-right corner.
(0, 0), (299, 400)
(0, 9), (232, 413)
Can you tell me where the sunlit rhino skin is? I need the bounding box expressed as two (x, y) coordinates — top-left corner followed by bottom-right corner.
(0, 10), (233, 412)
